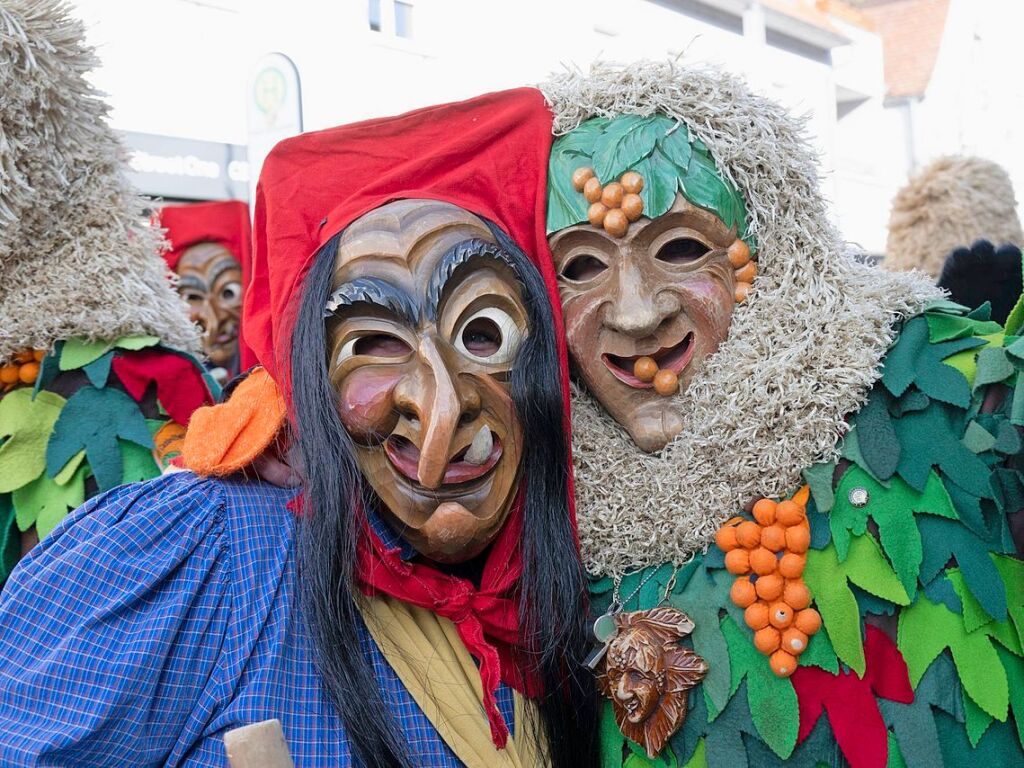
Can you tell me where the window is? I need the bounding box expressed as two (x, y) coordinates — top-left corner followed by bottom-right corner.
(368, 0), (381, 32)
(394, 1), (412, 38)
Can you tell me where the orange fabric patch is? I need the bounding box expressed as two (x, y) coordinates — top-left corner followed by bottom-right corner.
(181, 368), (286, 476)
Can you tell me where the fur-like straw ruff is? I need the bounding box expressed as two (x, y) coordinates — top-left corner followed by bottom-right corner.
(0, 0), (200, 362)
(885, 155), (1024, 277)
(542, 61), (941, 577)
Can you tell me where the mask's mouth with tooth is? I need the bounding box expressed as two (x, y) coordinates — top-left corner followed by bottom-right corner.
(384, 424), (503, 487)
(602, 332), (695, 389)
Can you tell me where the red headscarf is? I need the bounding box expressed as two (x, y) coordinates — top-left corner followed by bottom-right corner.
(246, 88), (575, 747)
(158, 200), (251, 272)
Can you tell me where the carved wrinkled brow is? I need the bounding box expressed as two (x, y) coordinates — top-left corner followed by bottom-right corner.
(324, 276), (418, 324)
(425, 238), (520, 321)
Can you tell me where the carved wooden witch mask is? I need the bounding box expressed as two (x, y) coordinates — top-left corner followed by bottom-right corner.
(325, 199), (528, 563)
(176, 242), (243, 369)
(547, 115), (755, 453)
(598, 606), (709, 758)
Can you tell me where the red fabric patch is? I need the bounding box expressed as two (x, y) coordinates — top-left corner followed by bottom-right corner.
(111, 350), (215, 427)
(792, 625), (914, 768)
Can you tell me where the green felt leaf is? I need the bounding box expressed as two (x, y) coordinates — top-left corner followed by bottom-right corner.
(1004, 259), (1024, 335)
(893, 403), (992, 497)
(995, 645), (1024, 750)
(592, 114), (666, 183)
(669, 565), (733, 715)
(883, 317), (929, 397)
(966, 302), (992, 321)
(81, 351), (113, 389)
(704, 681), (759, 768)
(114, 335), (160, 351)
(925, 312), (1002, 343)
(802, 461), (835, 513)
(898, 595), (1008, 719)
(973, 347), (1015, 390)
(0, 494), (21, 583)
(53, 448), (85, 485)
(0, 389), (66, 493)
(601, 699), (627, 768)
(993, 556), (1024, 648)
(887, 732), (908, 768)
(722, 617), (798, 758)
(804, 536), (909, 675)
(31, 350), (60, 399)
(880, 654), (964, 768)
(935, 710), (1024, 767)
(119, 440), (159, 485)
(831, 467), (956, 595)
(679, 739), (705, 768)
(892, 389), (931, 417)
(852, 390), (900, 479)
(799, 622), (839, 674)
(944, 332), (1002, 386)
(925, 299), (972, 316)
(993, 420), (1021, 454)
(12, 463), (86, 538)
(46, 386), (153, 492)
(962, 688), (994, 747)
(59, 338), (114, 370)
(961, 421), (996, 453)
(917, 515), (1005, 622)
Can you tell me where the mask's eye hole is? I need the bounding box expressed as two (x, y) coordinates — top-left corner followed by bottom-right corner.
(455, 307), (523, 365)
(182, 291), (205, 305)
(655, 238), (710, 264)
(561, 253), (608, 282)
(219, 282), (242, 303)
(337, 333), (412, 365)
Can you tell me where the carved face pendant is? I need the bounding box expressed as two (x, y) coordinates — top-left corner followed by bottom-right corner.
(596, 606), (709, 758)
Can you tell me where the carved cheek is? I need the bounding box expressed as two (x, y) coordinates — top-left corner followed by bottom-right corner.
(677, 272), (734, 338)
(336, 367), (403, 442)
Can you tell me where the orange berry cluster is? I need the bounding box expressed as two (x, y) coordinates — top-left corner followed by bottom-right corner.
(727, 239), (756, 303)
(572, 167), (645, 238)
(715, 491), (821, 678)
(0, 349), (45, 393)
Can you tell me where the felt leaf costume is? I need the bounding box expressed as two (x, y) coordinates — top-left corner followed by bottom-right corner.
(541, 62), (1023, 768)
(0, 0), (215, 580)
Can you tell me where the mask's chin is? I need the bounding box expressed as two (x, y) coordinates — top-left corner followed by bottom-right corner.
(404, 500), (511, 564)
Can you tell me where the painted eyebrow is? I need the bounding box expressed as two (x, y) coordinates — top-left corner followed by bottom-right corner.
(425, 238), (519, 321)
(208, 257), (241, 286)
(324, 276), (418, 324)
(177, 275), (206, 291)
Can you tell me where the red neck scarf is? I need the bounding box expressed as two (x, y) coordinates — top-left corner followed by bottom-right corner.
(355, 496), (533, 747)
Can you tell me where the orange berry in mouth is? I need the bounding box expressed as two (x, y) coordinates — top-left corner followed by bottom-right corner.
(735, 521), (762, 549)
(778, 553), (806, 579)
(725, 548), (751, 575)
(781, 627), (809, 654)
(768, 601), (793, 629)
(752, 498), (777, 526)
(754, 626), (781, 654)
(652, 369), (679, 396)
(728, 239), (751, 268)
(583, 177), (603, 203)
(620, 171), (644, 194)
(633, 356), (658, 383)
(621, 193), (644, 222)
(588, 202), (609, 227)
(572, 167), (595, 192)
(744, 601), (770, 630)
(769, 649), (797, 677)
(730, 577), (757, 608)
(600, 182), (624, 208)
(783, 580), (811, 610)
(749, 547), (778, 576)
(754, 573), (784, 601)
(777, 500), (806, 526)
(760, 524), (787, 552)
(794, 608), (822, 635)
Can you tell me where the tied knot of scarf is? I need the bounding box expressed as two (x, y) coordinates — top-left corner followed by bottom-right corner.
(355, 499), (529, 749)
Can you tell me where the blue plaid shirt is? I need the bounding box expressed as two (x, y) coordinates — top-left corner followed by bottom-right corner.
(0, 472), (513, 767)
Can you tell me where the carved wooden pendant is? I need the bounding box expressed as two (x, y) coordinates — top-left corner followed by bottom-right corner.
(597, 606), (709, 758)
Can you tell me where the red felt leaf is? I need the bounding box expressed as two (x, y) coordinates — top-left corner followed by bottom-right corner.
(111, 350), (213, 427)
(792, 626), (913, 768)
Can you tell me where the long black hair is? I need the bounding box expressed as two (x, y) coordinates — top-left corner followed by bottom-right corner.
(292, 222), (599, 767)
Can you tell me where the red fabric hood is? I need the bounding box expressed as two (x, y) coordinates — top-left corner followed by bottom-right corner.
(158, 200), (251, 272)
